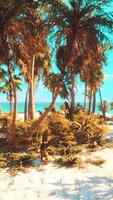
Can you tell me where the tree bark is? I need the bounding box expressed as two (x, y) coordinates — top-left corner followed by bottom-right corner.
(92, 92), (96, 113)
(84, 82), (87, 113)
(7, 64), (17, 144)
(9, 92), (13, 114)
(69, 73), (75, 119)
(24, 87), (28, 122)
(88, 89), (93, 114)
(28, 54), (35, 120)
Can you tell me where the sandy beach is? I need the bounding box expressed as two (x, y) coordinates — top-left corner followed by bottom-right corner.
(0, 148), (113, 200)
(17, 112), (40, 121)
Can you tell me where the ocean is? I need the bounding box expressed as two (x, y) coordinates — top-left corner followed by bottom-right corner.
(0, 102), (113, 115)
(0, 102), (64, 113)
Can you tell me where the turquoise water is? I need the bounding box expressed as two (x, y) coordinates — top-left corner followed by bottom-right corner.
(0, 102), (64, 113)
(1, 102), (113, 114)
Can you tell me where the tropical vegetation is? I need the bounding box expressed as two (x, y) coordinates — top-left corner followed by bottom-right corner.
(0, 0), (113, 168)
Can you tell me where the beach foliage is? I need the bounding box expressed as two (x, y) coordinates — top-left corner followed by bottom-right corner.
(57, 155), (83, 168)
(70, 111), (105, 144)
(86, 157), (105, 166)
(48, 112), (75, 150)
(0, 0), (113, 168)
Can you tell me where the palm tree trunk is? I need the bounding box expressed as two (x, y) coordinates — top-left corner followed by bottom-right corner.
(24, 87), (28, 122)
(84, 82), (87, 113)
(9, 92), (13, 114)
(88, 89), (93, 114)
(69, 73), (75, 119)
(92, 92), (96, 113)
(99, 88), (104, 117)
(28, 80), (35, 120)
(7, 64), (17, 144)
(28, 55), (35, 120)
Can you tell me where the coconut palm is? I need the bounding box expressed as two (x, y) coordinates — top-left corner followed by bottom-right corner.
(81, 61), (104, 114)
(44, 0), (113, 55)
(56, 44), (83, 118)
(99, 100), (110, 117)
(43, 0), (113, 117)
(0, 66), (7, 112)
(4, 7), (50, 120)
(0, 72), (22, 114)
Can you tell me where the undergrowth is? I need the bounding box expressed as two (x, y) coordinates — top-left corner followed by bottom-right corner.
(0, 111), (110, 171)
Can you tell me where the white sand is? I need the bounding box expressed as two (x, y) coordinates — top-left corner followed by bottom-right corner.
(17, 112), (40, 122)
(0, 148), (113, 199)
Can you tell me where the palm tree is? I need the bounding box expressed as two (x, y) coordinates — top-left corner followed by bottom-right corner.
(0, 71), (22, 114)
(56, 45), (82, 118)
(0, 4), (51, 143)
(6, 64), (23, 144)
(45, 0), (113, 55)
(99, 100), (110, 117)
(81, 62), (104, 114)
(4, 7), (50, 120)
(0, 66), (7, 112)
(80, 42), (107, 114)
(44, 0), (113, 117)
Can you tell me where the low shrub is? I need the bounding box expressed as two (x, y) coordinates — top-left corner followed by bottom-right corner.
(0, 114), (11, 132)
(48, 112), (76, 150)
(57, 154), (83, 167)
(15, 119), (48, 144)
(86, 157), (105, 166)
(70, 111), (106, 144)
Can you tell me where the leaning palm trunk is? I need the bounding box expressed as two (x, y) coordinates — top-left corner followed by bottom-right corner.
(7, 65), (17, 144)
(28, 55), (35, 120)
(84, 82), (87, 113)
(69, 73), (75, 119)
(24, 87), (28, 122)
(29, 87), (60, 140)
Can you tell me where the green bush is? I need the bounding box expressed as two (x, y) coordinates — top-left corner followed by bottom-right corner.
(70, 111), (105, 144)
(48, 112), (76, 152)
(86, 157), (105, 166)
(16, 119), (48, 144)
(0, 114), (11, 132)
(57, 154), (83, 167)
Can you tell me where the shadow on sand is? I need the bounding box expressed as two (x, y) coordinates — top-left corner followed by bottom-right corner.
(50, 176), (113, 200)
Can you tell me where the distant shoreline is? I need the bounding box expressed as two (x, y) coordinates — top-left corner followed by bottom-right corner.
(0, 102), (113, 116)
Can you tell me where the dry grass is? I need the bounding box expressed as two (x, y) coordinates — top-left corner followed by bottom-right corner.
(104, 139), (113, 148)
(0, 138), (42, 176)
(86, 157), (105, 166)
